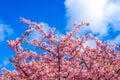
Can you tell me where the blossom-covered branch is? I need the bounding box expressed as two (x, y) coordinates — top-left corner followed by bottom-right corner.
(0, 18), (120, 80)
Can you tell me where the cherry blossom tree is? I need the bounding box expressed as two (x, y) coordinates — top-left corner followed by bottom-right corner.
(0, 18), (120, 80)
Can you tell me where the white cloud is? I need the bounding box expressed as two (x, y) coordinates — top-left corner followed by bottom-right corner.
(84, 40), (96, 48)
(3, 58), (9, 66)
(64, 0), (120, 36)
(0, 57), (10, 68)
(0, 21), (13, 41)
(29, 22), (63, 40)
(0, 64), (2, 67)
(109, 35), (120, 45)
(28, 22), (51, 40)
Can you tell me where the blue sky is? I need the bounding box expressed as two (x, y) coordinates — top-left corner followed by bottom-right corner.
(0, 0), (66, 70)
(0, 0), (120, 70)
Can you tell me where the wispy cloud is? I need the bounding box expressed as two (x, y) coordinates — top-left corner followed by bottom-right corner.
(0, 21), (14, 41)
(0, 57), (10, 68)
(84, 40), (96, 48)
(109, 35), (120, 45)
(64, 0), (120, 37)
(28, 22), (63, 40)
(29, 22), (51, 40)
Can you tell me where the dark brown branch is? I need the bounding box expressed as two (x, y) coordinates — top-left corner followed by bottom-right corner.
(108, 67), (120, 80)
(57, 46), (61, 80)
(69, 44), (81, 61)
(17, 65), (32, 80)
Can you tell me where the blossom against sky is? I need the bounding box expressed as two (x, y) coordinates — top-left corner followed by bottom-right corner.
(0, 0), (120, 69)
(0, 0), (66, 70)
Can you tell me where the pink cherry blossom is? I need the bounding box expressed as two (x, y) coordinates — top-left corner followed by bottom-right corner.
(0, 18), (120, 80)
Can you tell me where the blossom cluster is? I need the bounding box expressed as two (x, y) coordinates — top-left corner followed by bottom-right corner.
(0, 18), (120, 80)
